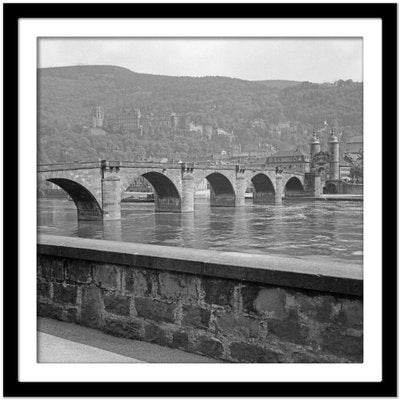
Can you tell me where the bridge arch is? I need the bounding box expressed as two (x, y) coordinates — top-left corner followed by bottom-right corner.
(47, 178), (103, 220)
(251, 173), (275, 204)
(118, 169), (183, 212)
(324, 182), (338, 194)
(142, 172), (182, 212)
(284, 176), (305, 197)
(206, 172), (236, 207)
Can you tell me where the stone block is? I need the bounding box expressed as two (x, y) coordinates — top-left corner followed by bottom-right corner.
(215, 312), (260, 339)
(321, 328), (363, 361)
(102, 317), (142, 340)
(124, 269), (149, 296)
(65, 260), (92, 283)
(68, 307), (79, 322)
(203, 277), (235, 307)
(313, 296), (336, 322)
(336, 300), (363, 329)
(194, 336), (223, 358)
(291, 351), (319, 363)
(59, 307), (78, 323)
(158, 272), (197, 300)
(267, 310), (309, 345)
(80, 286), (103, 329)
(103, 291), (131, 317)
(38, 255), (64, 281)
(241, 285), (259, 314)
(242, 286), (287, 319)
(38, 301), (63, 320)
(135, 297), (176, 323)
(52, 282), (78, 305)
(172, 331), (189, 350)
(229, 342), (282, 363)
(93, 264), (121, 290)
(182, 305), (211, 329)
(144, 323), (169, 346)
(37, 280), (50, 298)
(290, 291), (336, 323)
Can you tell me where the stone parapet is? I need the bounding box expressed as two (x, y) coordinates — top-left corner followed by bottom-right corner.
(37, 235), (363, 363)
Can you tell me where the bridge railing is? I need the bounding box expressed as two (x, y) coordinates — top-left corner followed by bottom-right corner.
(117, 161), (183, 170)
(37, 161), (102, 172)
(37, 160), (300, 174)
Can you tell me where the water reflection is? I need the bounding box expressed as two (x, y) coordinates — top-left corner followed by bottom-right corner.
(103, 220), (122, 242)
(180, 213), (196, 248)
(37, 198), (363, 262)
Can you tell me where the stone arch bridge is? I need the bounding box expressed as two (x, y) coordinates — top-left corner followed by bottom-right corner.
(38, 161), (322, 220)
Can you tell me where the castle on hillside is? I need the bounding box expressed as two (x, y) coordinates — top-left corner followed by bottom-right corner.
(92, 106), (190, 135)
(108, 107), (141, 132)
(87, 104), (238, 143)
(91, 106), (104, 128)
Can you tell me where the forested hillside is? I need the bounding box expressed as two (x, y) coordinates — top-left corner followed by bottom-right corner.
(38, 65), (362, 163)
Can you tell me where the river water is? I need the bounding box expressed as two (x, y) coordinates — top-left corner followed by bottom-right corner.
(37, 198), (363, 263)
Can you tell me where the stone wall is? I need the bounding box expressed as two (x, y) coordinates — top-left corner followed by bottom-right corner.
(340, 182), (363, 195)
(37, 235), (363, 363)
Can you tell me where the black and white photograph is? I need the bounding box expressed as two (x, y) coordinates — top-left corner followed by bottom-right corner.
(4, 3), (396, 397)
(36, 35), (364, 363)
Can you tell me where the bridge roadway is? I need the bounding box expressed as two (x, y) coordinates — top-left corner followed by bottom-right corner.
(38, 160), (322, 221)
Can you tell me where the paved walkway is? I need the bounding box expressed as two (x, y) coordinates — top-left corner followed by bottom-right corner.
(38, 318), (220, 363)
(38, 332), (144, 363)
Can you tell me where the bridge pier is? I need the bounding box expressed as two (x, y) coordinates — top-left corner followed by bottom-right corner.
(235, 174), (247, 206)
(181, 174), (195, 212)
(275, 173), (283, 205)
(102, 175), (121, 220)
(304, 172), (322, 197)
(180, 163), (195, 212)
(314, 174), (322, 197)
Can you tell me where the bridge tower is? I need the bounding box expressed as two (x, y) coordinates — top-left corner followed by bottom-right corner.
(328, 129), (340, 180)
(309, 130), (321, 164)
(307, 130), (323, 196)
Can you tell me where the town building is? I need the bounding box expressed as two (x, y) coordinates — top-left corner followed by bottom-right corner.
(266, 149), (310, 172)
(189, 122), (203, 134)
(344, 135), (363, 154)
(216, 128), (235, 143)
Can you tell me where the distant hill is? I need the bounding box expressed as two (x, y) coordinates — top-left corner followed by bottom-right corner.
(254, 79), (301, 89)
(37, 65), (362, 163)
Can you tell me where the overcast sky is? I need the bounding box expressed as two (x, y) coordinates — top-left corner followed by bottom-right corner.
(38, 38), (362, 83)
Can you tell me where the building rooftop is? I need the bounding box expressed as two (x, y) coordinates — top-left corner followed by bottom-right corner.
(347, 135), (363, 143)
(270, 148), (308, 158)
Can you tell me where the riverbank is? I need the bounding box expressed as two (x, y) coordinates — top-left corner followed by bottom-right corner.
(194, 190), (363, 201)
(284, 194), (363, 202)
(121, 192), (154, 203)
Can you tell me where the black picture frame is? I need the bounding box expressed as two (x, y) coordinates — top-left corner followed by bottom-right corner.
(3, 2), (397, 397)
